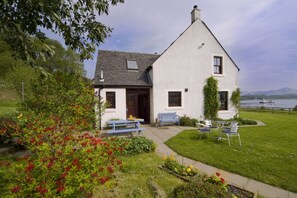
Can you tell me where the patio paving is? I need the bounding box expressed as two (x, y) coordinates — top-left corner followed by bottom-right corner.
(141, 125), (297, 198)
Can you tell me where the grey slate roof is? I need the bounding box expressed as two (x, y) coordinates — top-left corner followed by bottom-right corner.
(93, 50), (160, 88)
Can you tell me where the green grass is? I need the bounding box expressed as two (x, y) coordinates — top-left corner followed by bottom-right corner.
(0, 100), (19, 116)
(94, 153), (184, 197)
(165, 111), (297, 193)
(0, 88), (19, 116)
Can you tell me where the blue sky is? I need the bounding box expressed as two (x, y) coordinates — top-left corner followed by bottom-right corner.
(78, 0), (297, 91)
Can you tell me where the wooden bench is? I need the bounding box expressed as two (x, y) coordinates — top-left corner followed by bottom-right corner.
(157, 112), (180, 127)
(108, 120), (145, 135)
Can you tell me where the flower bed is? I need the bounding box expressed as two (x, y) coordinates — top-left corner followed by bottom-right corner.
(161, 154), (255, 198)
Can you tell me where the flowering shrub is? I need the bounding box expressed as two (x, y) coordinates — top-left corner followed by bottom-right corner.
(4, 112), (123, 197)
(163, 154), (198, 177)
(205, 172), (228, 192)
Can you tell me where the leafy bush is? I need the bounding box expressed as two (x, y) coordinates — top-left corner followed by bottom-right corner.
(169, 175), (231, 198)
(180, 115), (198, 127)
(3, 112), (123, 197)
(125, 137), (156, 155)
(109, 136), (156, 156)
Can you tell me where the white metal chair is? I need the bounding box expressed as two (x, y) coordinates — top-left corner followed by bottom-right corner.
(222, 122), (241, 146)
(197, 120), (214, 139)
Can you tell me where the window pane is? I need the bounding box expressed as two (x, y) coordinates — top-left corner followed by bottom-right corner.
(214, 56), (222, 74)
(218, 91), (228, 110)
(106, 92), (116, 108)
(168, 92), (181, 107)
(127, 60), (138, 70)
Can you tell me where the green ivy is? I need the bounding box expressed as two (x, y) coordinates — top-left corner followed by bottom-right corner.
(203, 77), (219, 119)
(231, 88), (241, 117)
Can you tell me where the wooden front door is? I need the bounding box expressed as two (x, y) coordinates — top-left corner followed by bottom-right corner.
(126, 89), (150, 123)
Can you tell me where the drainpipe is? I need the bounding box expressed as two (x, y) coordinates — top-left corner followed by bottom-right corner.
(98, 88), (102, 130)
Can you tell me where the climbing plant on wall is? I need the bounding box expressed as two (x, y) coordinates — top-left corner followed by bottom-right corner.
(231, 88), (241, 117)
(203, 77), (219, 119)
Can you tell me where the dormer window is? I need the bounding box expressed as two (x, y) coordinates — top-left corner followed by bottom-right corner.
(127, 60), (138, 70)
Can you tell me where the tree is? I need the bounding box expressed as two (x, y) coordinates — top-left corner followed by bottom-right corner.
(203, 77), (219, 119)
(34, 39), (85, 75)
(0, 0), (124, 62)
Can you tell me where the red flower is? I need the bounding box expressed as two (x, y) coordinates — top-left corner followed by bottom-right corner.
(99, 177), (109, 185)
(72, 158), (79, 166)
(87, 149), (92, 153)
(107, 150), (113, 155)
(117, 160), (122, 165)
(64, 136), (70, 141)
(47, 162), (54, 169)
(220, 178), (225, 183)
(91, 173), (98, 177)
(216, 172), (221, 177)
(60, 173), (67, 179)
(57, 185), (64, 193)
(64, 166), (71, 172)
(25, 163), (35, 173)
(81, 142), (88, 147)
(36, 185), (48, 196)
(107, 166), (114, 173)
(11, 185), (21, 193)
(30, 138), (35, 143)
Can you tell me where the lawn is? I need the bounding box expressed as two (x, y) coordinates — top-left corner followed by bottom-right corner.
(165, 111), (297, 193)
(0, 100), (19, 116)
(0, 88), (19, 116)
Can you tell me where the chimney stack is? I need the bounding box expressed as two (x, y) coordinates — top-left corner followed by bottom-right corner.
(191, 5), (201, 23)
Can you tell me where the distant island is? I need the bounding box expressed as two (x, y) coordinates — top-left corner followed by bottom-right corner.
(241, 87), (297, 100)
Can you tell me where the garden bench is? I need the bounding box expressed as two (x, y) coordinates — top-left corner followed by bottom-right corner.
(157, 112), (180, 127)
(107, 120), (145, 135)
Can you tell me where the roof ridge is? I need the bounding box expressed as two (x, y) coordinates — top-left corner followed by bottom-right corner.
(98, 49), (160, 56)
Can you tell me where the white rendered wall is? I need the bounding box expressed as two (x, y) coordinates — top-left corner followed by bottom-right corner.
(94, 88), (127, 128)
(151, 19), (239, 121)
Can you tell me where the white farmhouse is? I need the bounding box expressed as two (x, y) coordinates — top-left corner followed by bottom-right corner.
(93, 5), (240, 128)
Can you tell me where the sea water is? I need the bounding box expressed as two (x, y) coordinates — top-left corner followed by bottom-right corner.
(240, 99), (297, 109)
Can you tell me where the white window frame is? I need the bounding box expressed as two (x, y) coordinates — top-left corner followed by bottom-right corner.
(166, 90), (184, 110)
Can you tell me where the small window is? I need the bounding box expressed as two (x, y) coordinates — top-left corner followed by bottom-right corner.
(213, 56), (223, 74)
(106, 92), (116, 108)
(218, 91), (228, 110)
(127, 60), (138, 70)
(168, 92), (182, 107)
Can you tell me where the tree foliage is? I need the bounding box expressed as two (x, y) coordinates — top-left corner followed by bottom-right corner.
(0, 0), (124, 62)
(34, 39), (85, 75)
(203, 77), (219, 119)
(22, 72), (96, 130)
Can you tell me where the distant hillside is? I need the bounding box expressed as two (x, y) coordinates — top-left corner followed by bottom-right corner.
(241, 87), (297, 100)
(242, 87), (297, 96)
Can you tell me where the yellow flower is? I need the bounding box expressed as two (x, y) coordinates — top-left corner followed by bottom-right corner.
(186, 168), (191, 173)
(17, 114), (23, 119)
(189, 165), (193, 169)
